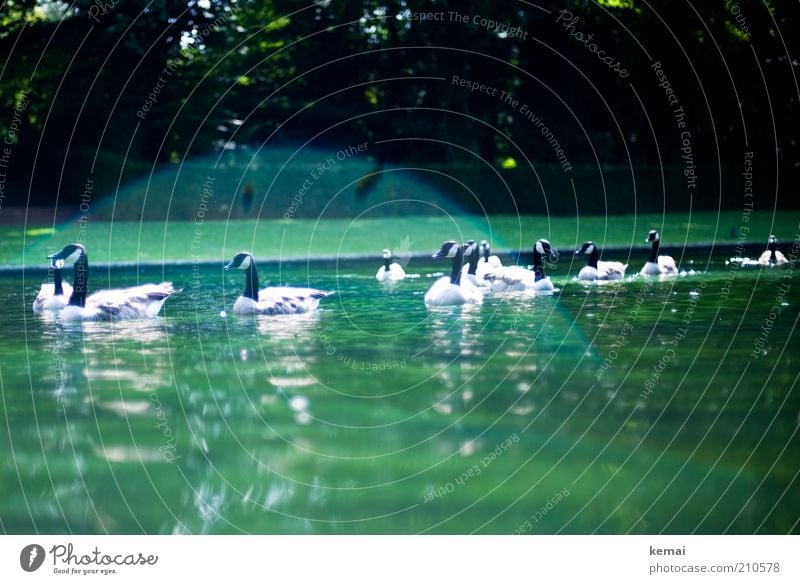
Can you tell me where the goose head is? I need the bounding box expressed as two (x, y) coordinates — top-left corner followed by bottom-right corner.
(382, 249), (392, 260)
(767, 235), (778, 251)
(480, 240), (490, 260)
(646, 230), (660, 244)
(576, 241), (598, 268)
(47, 243), (86, 269)
(225, 252), (259, 300)
(463, 240), (480, 274)
(432, 240), (461, 259)
(433, 240), (464, 284)
(534, 239), (557, 261)
(224, 251), (254, 271)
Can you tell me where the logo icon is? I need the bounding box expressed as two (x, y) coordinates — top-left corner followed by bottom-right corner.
(20, 544), (45, 572)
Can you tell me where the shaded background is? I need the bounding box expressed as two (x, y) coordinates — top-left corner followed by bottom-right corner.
(0, 0), (797, 219)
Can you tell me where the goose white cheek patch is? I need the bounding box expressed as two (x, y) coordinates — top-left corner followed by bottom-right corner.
(239, 256), (251, 269)
(65, 249), (83, 265)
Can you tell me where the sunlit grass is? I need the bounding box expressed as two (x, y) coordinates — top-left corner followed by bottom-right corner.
(2, 210), (797, 266)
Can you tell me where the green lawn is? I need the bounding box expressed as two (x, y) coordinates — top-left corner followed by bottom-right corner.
(2, 210), (798, 266)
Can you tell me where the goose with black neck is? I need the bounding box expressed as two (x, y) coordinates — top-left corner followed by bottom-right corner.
(225, 251), (333, 315)
(576, 241), (627, 281)
(640, 230), (677, 276)
(424, 241), (484, 306)
(32, 259), (74, 312)
(487, 239), (557, 293)
(46, 243), (180, 321)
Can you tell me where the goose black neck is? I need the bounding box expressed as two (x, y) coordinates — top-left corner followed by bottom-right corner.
(69, 252), (88, 307)
(483, 246), (490, 261)
(587, 248), (598, 269)
(449, 248), (464, 285)
(53, 269), (64, 296)
(383, 257), (391, 271)
(649, 239), (660, 263)
(467, 248), (479, 275)
(532, 249), (545, 281)
(243, 261), (260, 301)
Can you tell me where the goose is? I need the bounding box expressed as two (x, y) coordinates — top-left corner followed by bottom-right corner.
(460, 240), (490, 288)
(485, 239), (557, 293)
(476, 240), (503, 276)
(424, 241), (484, 306)
(47, 244), (180, 321)
(576, 241), (627, 281)
(758, 235), (788, 266)
(32, 260), (74, 312)
(640, 230), (678, 276)
(225, 251), (333, 315)
(375, 249), (406, 281)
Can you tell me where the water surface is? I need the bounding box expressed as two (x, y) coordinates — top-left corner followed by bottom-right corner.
(1, 253), (798, 533)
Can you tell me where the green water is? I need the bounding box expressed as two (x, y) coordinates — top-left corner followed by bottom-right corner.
(0, 254), (798, 534)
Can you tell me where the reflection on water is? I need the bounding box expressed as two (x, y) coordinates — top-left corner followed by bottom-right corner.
(0, 259), (798, 534)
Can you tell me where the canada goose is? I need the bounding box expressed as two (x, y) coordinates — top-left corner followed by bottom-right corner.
(424, 241), (483, 306)
(225, 251), (333, 315)
(758, 235), (788, 266)
(32, 260), (74, 312)
(640, 230), (678, 275)
(486, 239), (557, 293)
(375, 249), (406, 281)
(576, 242), (627, 281)
(47, 244), (180, 321)
(460, 240), (490, 288)
(476, 240), (503, 275)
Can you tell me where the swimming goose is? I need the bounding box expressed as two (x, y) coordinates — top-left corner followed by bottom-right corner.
(460, 240), (490, 288)
(225, 251), (333, 315)
(640, 230), (678, 276)
(476, 240), (503, 276)
(47, 244), (180, 321)
(758, 235), (788, 266)
(424, 241), (483, 306)
(32, 260), (74, 312)
(486, 239), (557, 293)
(375, 249), (406, 281)
(576, 241), (627, 281)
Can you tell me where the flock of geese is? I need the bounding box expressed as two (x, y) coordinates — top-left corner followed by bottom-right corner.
(33, 232), (788, 320)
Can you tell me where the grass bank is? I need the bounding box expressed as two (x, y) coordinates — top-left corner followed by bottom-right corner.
(2, 211), (798, 267)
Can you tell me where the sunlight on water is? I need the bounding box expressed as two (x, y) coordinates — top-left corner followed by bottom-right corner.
(0, 255), (797, 533)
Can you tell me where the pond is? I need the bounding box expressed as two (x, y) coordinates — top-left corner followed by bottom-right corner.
(0, 251), (797, 533)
